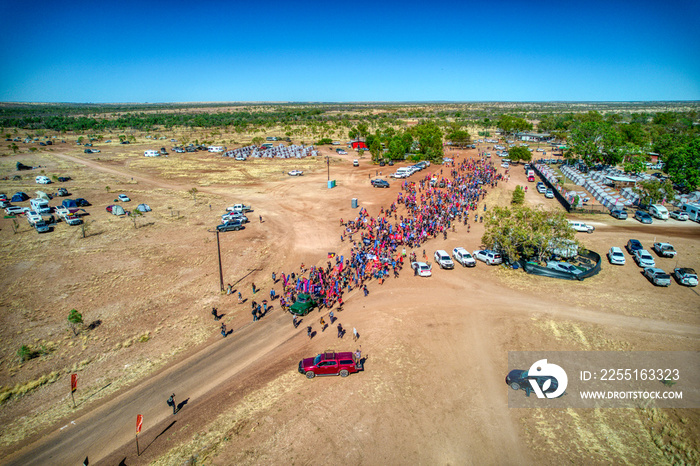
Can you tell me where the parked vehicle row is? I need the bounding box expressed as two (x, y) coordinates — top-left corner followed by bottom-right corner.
(609, 239), (695, 287)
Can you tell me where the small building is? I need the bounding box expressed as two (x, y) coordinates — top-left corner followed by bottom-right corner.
(517, 132), (553, 142)
(350, 141), (368, 151)
(606, 175), (637, 190)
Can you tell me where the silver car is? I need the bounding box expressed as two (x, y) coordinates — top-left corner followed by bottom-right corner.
(633, 249), (656, 268)
(643, 268), (671, 286)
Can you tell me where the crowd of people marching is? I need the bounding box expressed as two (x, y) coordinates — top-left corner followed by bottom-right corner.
(216, 155), (504, 339)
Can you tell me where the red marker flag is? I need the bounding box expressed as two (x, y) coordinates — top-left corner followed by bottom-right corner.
(136, 414), (143, 434)
(71, 374), (77, 393)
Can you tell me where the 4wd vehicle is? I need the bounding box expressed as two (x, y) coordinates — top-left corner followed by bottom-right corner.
(669, 210), (689, 221)
(673, 268), (698, 287)
(57, 187), (69, 197)
(633, 249), (656, 268)
(626, 239), (643, 254)
(505, 369), (560, 397)
(117, 194), (130, 202)
(288, 170), (304, 176)
(452, 247), (476, 267)
(607, 247), (626, 265)
(610, 209), (628, 220)
(536, 184), (547, 194)
(547, 262), (582, 275)
(434, 250), (454, 269)
(568, 221), (595, 233)
(371, 179), (390, 188)
(473, 249), (502, 265)
(75, 198), (90, 207)
(411, 261), (432, 277)
(352, 160), (359, 167)
(298, 351), (363, 379)
(652, 242), (676, 258)
(643, 268), (671, 287)
(634, 210), (653, 224)
(34, 220), (50, 233)
(57, 176), (71, 182)
(216, 220), (244, 232)
(290, 293), (318, 315)
(222, 212), (248, 223)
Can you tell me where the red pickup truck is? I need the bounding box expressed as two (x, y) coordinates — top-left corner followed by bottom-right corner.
(298, 351), (363, 379)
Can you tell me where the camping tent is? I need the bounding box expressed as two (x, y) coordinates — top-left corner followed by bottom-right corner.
(35, 191), (50, 200)
(112, 204), (126, 216)
(136, 204), (151, 212)
(11, 192), (29, 202)
(16, 162), (32, 171)
(62, 199), (78, 209)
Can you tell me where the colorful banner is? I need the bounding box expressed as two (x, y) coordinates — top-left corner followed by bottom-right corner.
(136, 414), (143, 434)
(71, 373), (77, 393)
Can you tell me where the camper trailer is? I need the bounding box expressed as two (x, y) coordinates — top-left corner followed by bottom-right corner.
(681, 203), (700, 222)
(144, 150), (160, 157)
(208, 146), (225, 153)
(30, 198), (51, 214)
(649, 204), (669, 220)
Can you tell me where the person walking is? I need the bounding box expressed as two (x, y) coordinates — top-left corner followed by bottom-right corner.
(212, 307), (220, 321)
(329, 310), (334, 323)
(226, 284), (232, 295)
(320, 316), (326, 331)
(272, 271), (276, 283)
(337, 323), (344, 338)
(270, 288), (276, 300)
(307, 326), (313, 339)
(293, 315), (299, 328)
(167, 394), (177, 415)
(238, 291), (242, 304)
(252, 308), (258, 321)
(363, 285), (369, 297)
(221, 322), (227, 337)
(353, 327), (359, 341)
(252, 283), (257, 294)
(259, 215), (263, 223)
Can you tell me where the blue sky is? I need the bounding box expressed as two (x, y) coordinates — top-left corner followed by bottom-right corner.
(1, 0), (698, 102)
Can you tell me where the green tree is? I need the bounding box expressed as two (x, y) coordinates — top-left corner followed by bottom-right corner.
(508, 146), (531, 164)
(446, 129), (471, 148)
(511, 186), (525, 205)
(131, 207), (143, 229)
(664, 137), (700, 191)
(633, 179), (677, 206)
(251, 136), (264, 146)
(414, 122), (443, 162)
(369, 138), (382, 163)
(67, 309), (83, 336)
(568, 121), (625, 166)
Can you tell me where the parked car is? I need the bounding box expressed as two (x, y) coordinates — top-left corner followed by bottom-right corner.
(288, 170), (304, 176)
(411, 261), (432, 277)
(371, 179), (390, 188)
(57, 188), (69, 197)
(643, 268), (671, 287)
(298, 351), (363, 379)
(652, 242), (676, 258)
(669, 210), (689, 221)
(34, 220), (50, 233)
(608, 247), (626, 265)
(117, 194), (130, 202)
(505, 369), (559, 396)
(545, 189), (554, 199)
(353, 160), (359, 167)
(473, 250), (502, 265)
(434, 250), (454, 269)
(547, 262), (582, 275)
(633, 249), (656, 268)
(4, 206), (25, 215)
(673, 268), (698, 287)
(75, 198), (90, 207)
(568, 221), (595, 233)
(610, 209), (628, 220)
(289, 293), (318, 315)
(634, 210), (653, 224)
(536, 184), (547, 194)
(35, 176), (51, 184)
(626, 239), (643, 254)
(452, 247), (476, 267)
(222, 213), (248, 223)
(57, 176), (71, 182)
(216, 220), (244, 232)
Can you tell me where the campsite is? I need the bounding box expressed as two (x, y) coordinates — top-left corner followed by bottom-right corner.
(0, 104), (698, 465)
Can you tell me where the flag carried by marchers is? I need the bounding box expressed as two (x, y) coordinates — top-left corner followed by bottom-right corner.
(136, 414), (143, 434)
(327, 252), (335, 258)
(71, 374), (77, 393)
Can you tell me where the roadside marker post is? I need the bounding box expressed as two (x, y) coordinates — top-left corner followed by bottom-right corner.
(136, 414), (143, 456)
(70, 373), (77, 408)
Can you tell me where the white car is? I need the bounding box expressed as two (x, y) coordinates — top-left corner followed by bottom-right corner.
(501, 162), (509, 168)
(673, 268), (698, 287)
(411, 262), (432, 277)
(452, 247), (476, 267)
(536, 184), (547, 194)
(669, 210), (689, 221)
(288, 170), (303, 176)
(433, 250), (454, 269)
(473, 250), (502, 265)
(222, 212), (248, 223)
(5, 206), (25, 215)
(607, 247), (626, 265)
(633, 249), (656, 268)
(118, 194), (131, 202)
(568, 221), (595, 233)
(35, 176), (51, 184)
(545, 189), (554, 199)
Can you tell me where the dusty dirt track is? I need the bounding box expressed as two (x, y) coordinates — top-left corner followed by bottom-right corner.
(0, 143), (699, 465)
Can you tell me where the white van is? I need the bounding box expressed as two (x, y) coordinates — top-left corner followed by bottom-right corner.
(144, 150), (160, 157)
(649, 204), (669, 220)
(35, 175), (51, 184)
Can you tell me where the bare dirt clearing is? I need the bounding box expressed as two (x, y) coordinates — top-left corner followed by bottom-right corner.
(0, 143), (698, 465)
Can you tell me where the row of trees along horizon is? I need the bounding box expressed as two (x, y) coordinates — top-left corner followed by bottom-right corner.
(2, 105), (698, 191)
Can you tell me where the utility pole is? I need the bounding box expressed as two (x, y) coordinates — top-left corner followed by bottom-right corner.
(326, 155), (330, 181)
(214, 230), (224, 292)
